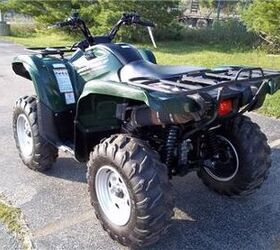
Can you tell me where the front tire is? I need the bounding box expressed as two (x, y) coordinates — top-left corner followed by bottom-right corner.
(87, 134), (173, 248)
(198, 115), (271, 197)
(13, 96), (58, 171)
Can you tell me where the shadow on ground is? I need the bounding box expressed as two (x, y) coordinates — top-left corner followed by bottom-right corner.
(43, 148), (280, 249)
(45, 157), (87, 183)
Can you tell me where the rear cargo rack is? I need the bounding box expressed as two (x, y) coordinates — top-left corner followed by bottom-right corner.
(127, 66), (280, 96)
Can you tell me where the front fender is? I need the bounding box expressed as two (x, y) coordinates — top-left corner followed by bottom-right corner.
(12, 55), (82, 112)
(138, 48), (157, 64)
(13, 55), (43, 99)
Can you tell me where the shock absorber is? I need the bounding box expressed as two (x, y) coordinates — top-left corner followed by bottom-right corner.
(164, 125), (180, 176)
(208, 129), (219, 158)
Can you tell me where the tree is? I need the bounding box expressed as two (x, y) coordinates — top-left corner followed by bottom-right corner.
(1, 0), (99, 26)
(1, 0), (180, 41)
(94, 0), (180, 40)
(200, 0), (242, 15)
(242, 0), (280, 48)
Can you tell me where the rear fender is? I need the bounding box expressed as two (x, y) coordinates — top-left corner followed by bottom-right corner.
(74, 79), (201, 161)
(77, 79), (201, 115)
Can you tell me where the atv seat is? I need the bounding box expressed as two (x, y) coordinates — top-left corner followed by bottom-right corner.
(120, 59), (206, 82)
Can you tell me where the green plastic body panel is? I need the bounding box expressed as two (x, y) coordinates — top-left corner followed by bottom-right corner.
(12, 46), (158, 114)
(268, 77), (280, 94)
(138, 48), (157, 64)
(12, 45), (199, 161)
(72, 46), (123, 83)
(75, 79), (200, 161)
(79, 80), (199, 114)
(13, 54), (82, 112)
(76, 80), (200, 135)
(12, 48), (199, 132)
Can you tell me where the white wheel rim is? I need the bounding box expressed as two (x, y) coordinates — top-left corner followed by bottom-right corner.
(16, 114), (33, 158)
(95, 166), (131, 226)
(204, 135), (239, 182)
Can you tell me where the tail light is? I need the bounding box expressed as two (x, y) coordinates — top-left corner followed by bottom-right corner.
(218, 99), (233, 116)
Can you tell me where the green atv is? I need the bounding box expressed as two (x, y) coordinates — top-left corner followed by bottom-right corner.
(12, 13), (280, 248)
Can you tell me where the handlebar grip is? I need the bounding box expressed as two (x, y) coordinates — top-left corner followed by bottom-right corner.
(57, 19), (73, 27)
(47, 24), (57, 29)
(49, 19), (73, 29)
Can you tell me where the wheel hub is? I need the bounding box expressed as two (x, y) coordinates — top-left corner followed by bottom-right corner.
(203, 135), (239, 182)
(95, 166), (131, 226)
(16, 114), (33, 158)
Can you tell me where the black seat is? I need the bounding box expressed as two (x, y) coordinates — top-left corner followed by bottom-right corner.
(120, 59), (206, 82)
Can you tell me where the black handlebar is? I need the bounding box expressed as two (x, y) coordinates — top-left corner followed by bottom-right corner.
(108, 12), (154, 40)
(122, 12), (154, 27)
(51, 12), (154, 29)
(49, 12), (154, 50)
(55, 19), (74, 28)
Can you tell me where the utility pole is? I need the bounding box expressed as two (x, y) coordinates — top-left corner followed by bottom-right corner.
(0, 5), (10, 35)
(216, 0), (221, 20)
(0, 10), (4, 22)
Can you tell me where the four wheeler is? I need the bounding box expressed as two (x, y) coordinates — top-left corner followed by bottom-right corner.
(12, 12), (280, 248)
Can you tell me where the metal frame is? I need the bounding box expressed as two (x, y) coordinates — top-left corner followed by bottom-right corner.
(26, 46), (77, 57)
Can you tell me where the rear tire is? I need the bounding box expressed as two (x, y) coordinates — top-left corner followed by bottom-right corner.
(198, 115), (271, 197)
(87, 134), (173, 248)
(13, 96), (58, 171)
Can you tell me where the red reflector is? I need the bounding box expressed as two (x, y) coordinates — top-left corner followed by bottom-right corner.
(218, 99), (233, 116)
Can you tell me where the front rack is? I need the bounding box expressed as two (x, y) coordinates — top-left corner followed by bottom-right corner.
(127, 66), (280, 96)
(26, 46), (77, 57)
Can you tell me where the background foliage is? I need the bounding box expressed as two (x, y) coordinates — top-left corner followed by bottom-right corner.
(94, 1), (180, 41)
(200, 0), (241, 12)
(183, 18), (258, 48)
(2, 0), (180, 41)
(242, 0), (280, 50)
(1, 0), (279, 51)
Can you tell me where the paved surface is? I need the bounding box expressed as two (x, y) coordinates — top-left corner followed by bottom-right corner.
(0, 40), (280, 249)
(0, 223), (20, 250)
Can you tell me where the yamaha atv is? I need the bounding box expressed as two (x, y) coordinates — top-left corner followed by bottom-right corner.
(12, 12), (280, 248)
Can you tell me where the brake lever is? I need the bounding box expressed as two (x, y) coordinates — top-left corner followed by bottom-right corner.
(47, 24), (57, 29)
(47, 22), (62, 29)
(147, 26), (157, 48)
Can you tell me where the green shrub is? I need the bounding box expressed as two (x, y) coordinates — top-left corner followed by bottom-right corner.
(154, 20), (184, 41)
(10, 22), (36, 37)
(90, 0), (181, 42)
(242, 0), (280, 52)
(2, 0), (181, 42)
(182, 18), (258, 48)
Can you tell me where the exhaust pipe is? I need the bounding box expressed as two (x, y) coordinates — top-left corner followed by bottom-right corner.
(128, 106), (195, 128)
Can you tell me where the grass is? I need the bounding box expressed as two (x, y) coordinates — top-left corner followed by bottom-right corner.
(0, 198), (32, 250)
(0, 202), (22, 235)
(2, 32), (280, 117)
(2, 32), (77, 47)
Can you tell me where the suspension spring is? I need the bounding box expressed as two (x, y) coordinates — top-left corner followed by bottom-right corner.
(165, 125), (180, 175)
(208, 129), (219, 157)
